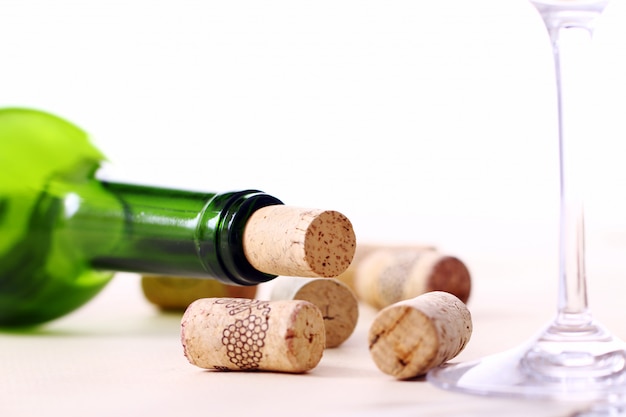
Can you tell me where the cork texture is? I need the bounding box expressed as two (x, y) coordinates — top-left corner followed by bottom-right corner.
(181, 298), (325, 373)
(141, 275), (257, 311)
(335, 243), (436, 292)
(243, 206), (356, 278)
(355, 248), (471, 309)
(368, 291), (472, 379)
(270, 276), (359, 348)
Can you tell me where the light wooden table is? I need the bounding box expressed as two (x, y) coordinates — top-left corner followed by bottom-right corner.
(5, 223), (626, 417)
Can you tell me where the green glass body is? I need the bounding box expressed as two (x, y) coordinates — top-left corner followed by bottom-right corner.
(0, 108), (281, 326)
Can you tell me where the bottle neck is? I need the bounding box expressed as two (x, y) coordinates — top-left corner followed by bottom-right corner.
(63, 181), (283, 285)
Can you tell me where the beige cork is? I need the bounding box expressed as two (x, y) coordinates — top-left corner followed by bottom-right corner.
(181, 298), (325, 373)
(269, 276), (359, 348)
(368, 291), (472, 379)
(335, 243), (436, 293)
(141, 275), (257, 311)
(243, 206), (356, 278)
(355, 248), (471, 310)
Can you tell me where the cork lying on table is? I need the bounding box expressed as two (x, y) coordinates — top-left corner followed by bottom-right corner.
(355, 248), (471, 310)
(270, 276), (359, 348)
(181, 298), (325, 373)
(141, 275), (257, 311)
(243, 206), (356, 278)
(335, 243), (436, 293)
(368, 291), (472, 380)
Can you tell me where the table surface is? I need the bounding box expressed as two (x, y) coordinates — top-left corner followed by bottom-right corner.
(4, 222), (626, 417)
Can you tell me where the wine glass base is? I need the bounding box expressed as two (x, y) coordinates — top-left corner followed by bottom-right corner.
(427, 320), (626, 402)
(573, 402), (626, 417)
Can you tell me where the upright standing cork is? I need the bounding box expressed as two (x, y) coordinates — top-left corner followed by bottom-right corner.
(355, 248), (471, 310)
(243, 206), (356, 278)
(368, 291), (472, 379)
(181, 298), (325, 373)
(141, 275), (258, 311)
(270, 276), (359, 348)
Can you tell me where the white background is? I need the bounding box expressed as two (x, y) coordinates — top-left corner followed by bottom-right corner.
(2, 4), (626, 415)
(1, 0), (626, 260)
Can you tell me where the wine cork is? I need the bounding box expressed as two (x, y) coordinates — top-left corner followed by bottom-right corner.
(269, 276), (359, 348)
(243, 206), (356, 278)
(181, 298), (325, 373)
(141, 275), (257, 311)
(335, 243), (436, 293)
(368, 291), (472, 379)
(355, 248), (471, 310)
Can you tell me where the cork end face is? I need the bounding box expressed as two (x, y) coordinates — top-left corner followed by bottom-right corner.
(368, 305), (439, 379)
(426, 257), (472, 304)
(295, 279), (359, 348)
(282, 301), (326, 373)
(303, 210), (356, 278)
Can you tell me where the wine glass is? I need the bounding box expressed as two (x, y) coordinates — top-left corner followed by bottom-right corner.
(427, 0), (626, 404)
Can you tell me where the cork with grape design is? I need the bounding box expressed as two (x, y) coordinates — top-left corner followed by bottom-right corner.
(181, 297), (325, 373)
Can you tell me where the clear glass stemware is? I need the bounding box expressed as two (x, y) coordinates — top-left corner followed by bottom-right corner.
(427, 0), (626, 402)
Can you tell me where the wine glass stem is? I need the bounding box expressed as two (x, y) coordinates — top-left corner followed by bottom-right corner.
(549, 20), (597, 327)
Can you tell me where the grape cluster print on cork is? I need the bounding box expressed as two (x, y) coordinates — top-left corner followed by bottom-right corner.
(218, 299), (271, 371)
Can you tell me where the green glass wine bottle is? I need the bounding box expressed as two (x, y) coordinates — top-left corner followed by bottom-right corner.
(0, 108), (356, 327)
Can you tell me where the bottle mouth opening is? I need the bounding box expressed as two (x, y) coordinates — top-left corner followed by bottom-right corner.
(211, 190), (283, 286)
